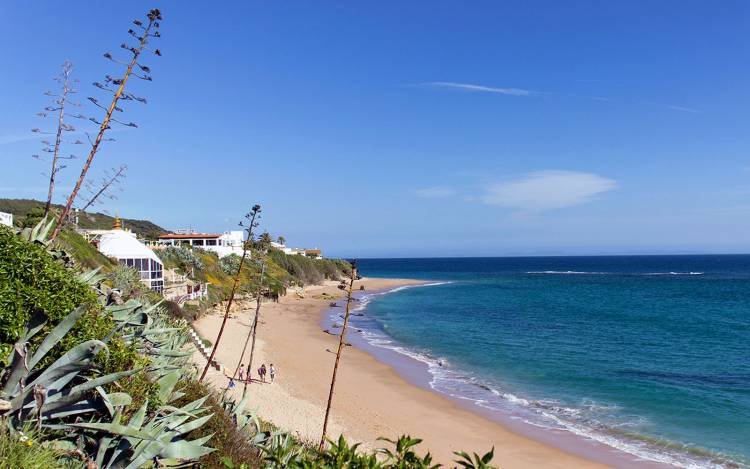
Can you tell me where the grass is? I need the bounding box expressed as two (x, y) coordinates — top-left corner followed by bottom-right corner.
(57, 226), (118, 273)
(0, 422), (74, 469)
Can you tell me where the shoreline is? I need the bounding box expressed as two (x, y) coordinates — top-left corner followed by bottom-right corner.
(191, 277), (664, 468)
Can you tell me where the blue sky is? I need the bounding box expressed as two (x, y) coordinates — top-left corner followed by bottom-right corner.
(1, 1), (749, 257)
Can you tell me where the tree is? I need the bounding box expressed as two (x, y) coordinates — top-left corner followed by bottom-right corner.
(276, 235), (285, 245)
(319, 260), (357, 450)
(31, 61), (82, 218)
(199, 204), (262, 382)
(51, 9), (163, 240)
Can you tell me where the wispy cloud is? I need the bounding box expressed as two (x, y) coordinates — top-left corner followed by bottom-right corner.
(480, 170), (617, 212)
(665, 104), (700, 113)
(0, 133), (43, 146)
(415, 186), (457, 199)
(421, 82), (532, 97)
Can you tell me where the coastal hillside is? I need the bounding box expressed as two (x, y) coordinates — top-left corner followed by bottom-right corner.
(0, 216), (498, 468)
(0, 198), (168, 239)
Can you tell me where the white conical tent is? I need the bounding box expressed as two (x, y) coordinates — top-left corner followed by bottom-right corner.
(98, 229), (163, 292)
(99, 230), (162, 264)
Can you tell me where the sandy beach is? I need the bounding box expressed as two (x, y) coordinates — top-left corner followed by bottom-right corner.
(192, 277), (613, 468)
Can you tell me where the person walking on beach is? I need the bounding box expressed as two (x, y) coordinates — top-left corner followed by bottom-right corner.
(238, 364), (245, 383)
(259, 364), (267, 383)
(269, 364), (276, 383)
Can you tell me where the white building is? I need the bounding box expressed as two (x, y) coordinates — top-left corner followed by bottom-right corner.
(270, 241), (294, 255)
(157, 230), (245, 258)
(0, 212), (12, 227)
(97, 219), (164, 293)
(270, 241), (323, 259)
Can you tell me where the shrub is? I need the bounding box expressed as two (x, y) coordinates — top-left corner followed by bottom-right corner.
(0, 226), (102, 365)
(174, 379), (263, 468)
(109, 264), (144, 298)
(219, 253), (242, 276)
(267, 250), (349, 286)
(158, 246), (204, 271)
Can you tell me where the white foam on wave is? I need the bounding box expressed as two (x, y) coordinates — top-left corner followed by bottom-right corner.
(527, 271), (706, 277)
(526, 270), (609, 275)
(643, 272), (704, 276)
(339, 286), (737, 469)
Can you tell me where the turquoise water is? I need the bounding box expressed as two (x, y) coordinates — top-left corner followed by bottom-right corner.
(353, 256), (750, 468)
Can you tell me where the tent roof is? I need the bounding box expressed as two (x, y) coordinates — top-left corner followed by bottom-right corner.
(99, 230), (162, 264)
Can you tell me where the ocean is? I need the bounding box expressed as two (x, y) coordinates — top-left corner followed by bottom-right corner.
(344, 256), (749, 468)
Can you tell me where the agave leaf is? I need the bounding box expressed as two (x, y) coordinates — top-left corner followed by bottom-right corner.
(38, 217), (56, 242)
(233, 394), (249, 419)
(147, 349), (192, 358)
(42, 369), (138, 415)
(43, 399), (107, 419)
(28, 305), (88, 370)
(29, 217), (45, 242)
(45, 370), (81, 395)
(128, 400), (148, 430)
(107, 392), (132, 408)
(172, 413), (212, 436)
(2, 341), (29, 398)
(157, 405), (198, 419)
(78, 267), (105, 286)
(13, 340), (106, 410)
(123, 440), (165, 469)
(159, 436), (215, 460)
(96, 386), (115, 417)
(156, 370), (180, 403)
(2, 311), (48, 396)
(65, 421), (156, 440)
(23, 309), (48, 342)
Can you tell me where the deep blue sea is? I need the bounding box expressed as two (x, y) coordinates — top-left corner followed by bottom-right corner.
(352, 256), (750, 468)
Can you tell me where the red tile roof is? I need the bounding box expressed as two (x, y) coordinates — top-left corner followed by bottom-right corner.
(158, 233), (221, 239)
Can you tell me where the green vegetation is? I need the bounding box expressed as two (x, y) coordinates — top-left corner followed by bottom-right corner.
(0, 225), (101, 365)
(268, 249), (351, 286)
(0, 423), (73, 469)
(0, 198), (168, 239)
(157, 246), (350, 319)
(0, 218), (497, 468)
(56, 226), (118, 272)
(109, 264), (145, 298)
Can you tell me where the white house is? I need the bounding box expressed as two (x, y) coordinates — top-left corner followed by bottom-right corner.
(98, 218), (164, 293)
(0, 212), (12, 227)
(270, 241), (294, 255)
(157, 230), (245, 258)
(270, 241), (323, 259)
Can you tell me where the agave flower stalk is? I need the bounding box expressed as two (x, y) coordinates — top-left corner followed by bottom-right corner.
(51, 9), (162, 240)
(80, 164), (127, 213)
(42, 62), (73, 217)
(319, 260), (357, 451)
(199, 204), (261, 382)
(222, 258), (267, 398)
(242, 261), (267, 397)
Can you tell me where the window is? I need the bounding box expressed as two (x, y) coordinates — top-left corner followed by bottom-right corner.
(126, 258), (134, 267)
(206, 239), (217, 246)
(193, 239), (204, 246)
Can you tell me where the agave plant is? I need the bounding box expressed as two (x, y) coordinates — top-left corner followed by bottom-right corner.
(15, 216), (71, 264)
(50, 396), (215, 468)
(0, 306), (137, 428)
